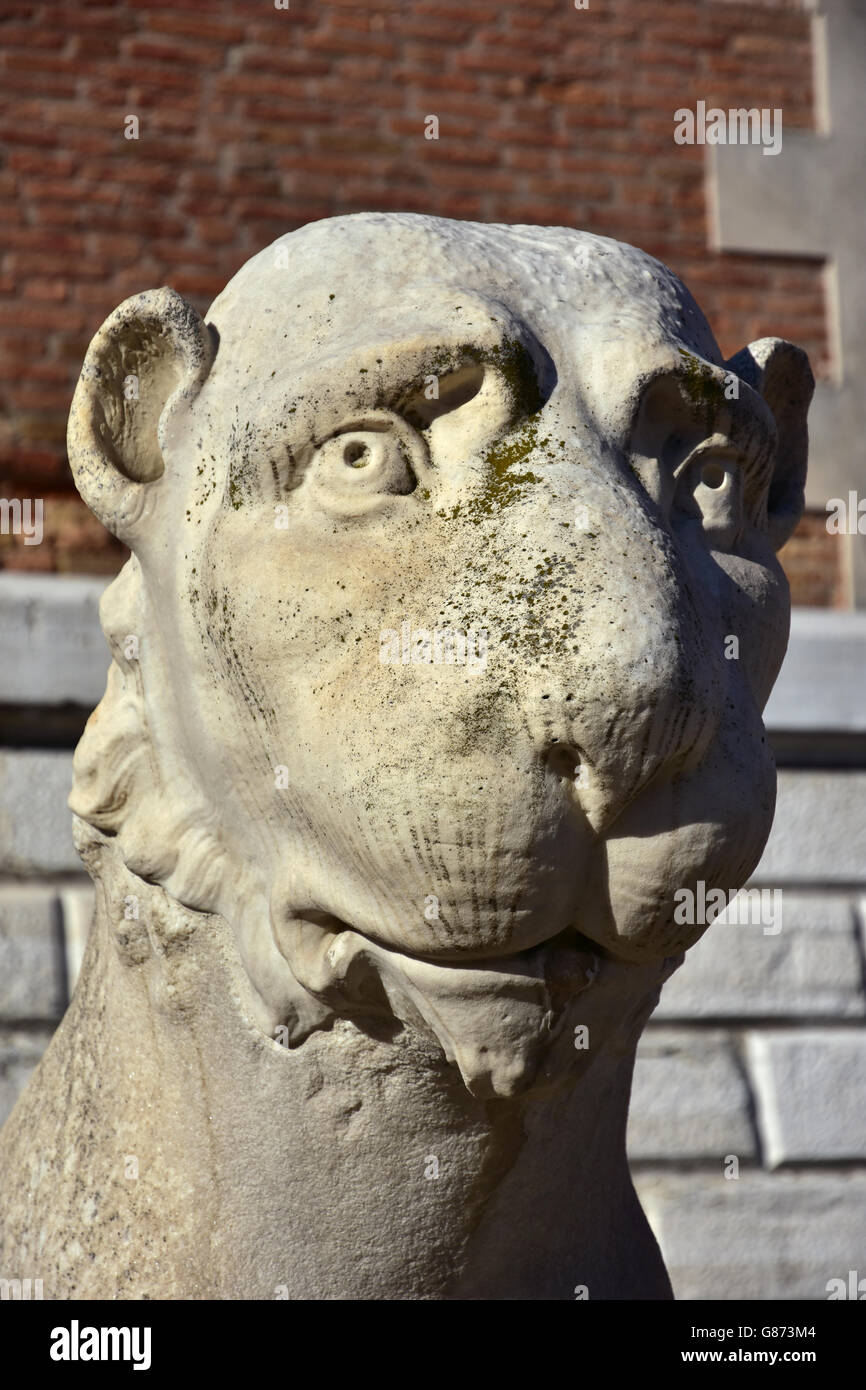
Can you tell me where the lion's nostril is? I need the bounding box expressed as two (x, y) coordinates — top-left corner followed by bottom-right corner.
(544, 744), (581, 782)
(700, 460), (726, 490)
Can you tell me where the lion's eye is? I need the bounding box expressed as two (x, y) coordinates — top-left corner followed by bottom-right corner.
(673, 449), (743, 549)
(320, 429), (414, 489)
(307, 416), (422, 516)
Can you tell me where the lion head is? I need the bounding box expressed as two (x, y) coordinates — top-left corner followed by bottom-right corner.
(66, 213), (812, 1096)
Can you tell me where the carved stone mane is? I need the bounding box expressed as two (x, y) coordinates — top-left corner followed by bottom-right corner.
(0, 214), (812, 1299)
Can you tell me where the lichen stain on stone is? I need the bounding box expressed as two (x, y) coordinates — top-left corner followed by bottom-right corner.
(677, 347), (727, 429)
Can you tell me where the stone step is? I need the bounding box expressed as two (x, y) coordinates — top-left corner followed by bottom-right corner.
(635, 1169), (866, 1300)
(746, 1030), (866, 1165)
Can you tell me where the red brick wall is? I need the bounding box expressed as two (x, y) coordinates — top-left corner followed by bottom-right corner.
(0, 0), (837, 601)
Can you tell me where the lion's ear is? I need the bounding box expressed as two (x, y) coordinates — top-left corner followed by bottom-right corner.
(67, 288), (215, 543)
(725, 337), (814, 551)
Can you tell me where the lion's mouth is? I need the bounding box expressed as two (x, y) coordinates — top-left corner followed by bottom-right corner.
(269, 907), (606, 1099)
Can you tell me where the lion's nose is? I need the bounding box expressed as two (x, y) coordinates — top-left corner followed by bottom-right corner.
(531, 663), (720, 839)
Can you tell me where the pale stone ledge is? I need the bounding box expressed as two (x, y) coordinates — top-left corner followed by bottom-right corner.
(635, 1170), (866, 1300)
(655, 892), (864, 1020)
(628, 1029), (756, 1160)
(764, 609), (866, 735)
(0, 571), (109, 707)
(753, 772), (866, 883)
(0, 750), (77, 873)
(747, 1030), (866, 1166)
(0, 884), (65, 1021)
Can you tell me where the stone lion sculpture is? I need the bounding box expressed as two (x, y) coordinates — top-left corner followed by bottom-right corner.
(0, 213), (812, 1299)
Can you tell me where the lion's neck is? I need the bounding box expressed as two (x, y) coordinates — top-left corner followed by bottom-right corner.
(0, 853), (671, 1300)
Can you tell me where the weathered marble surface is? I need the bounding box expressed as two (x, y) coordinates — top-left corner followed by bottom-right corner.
(0, 214), (812, 1298)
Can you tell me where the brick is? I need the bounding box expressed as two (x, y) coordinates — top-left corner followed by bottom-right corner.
(8, 415), (68, 446)
(747, 1032), (866, 1165)
(0, 27), (67, 49)
(125, 38), (227, 67)
(0, 365), (70, 392)
(7, 152), (77, 177)
(215, 73), (312, 99)
(56, 550), (125, 577)
(276, 151), (385, 179)
(391, 70), (478, 95)
(656, 893), (865, 1021)
(0, 546), (56, 573)
(145, 13), (246, 43)
(0, 0), (835, 594)
(84, 233), (144, 263)
(0, 125), (55, 149)
(731, 33), (806, 58)
(0, 886), (65, 1020)
(386, 16), (476, 42)
(0, 52), (81, 77)
(26, 203), (90, 228)
(0, 72), (78, 97)
(170, 271), (226, 298)
(6, 386), (74, 412)
(0, 447), (67, 489)
(304, 32), (400, 61)
(634, 1172), (866, 1300)
(557, 152), (646, 175)
(60, 9), (136, 33)
(507, 8), (578, 31)
(413, 2), (500, 21)
(242, 52), (331, 81)
(133, 0), (230, 10)
(628, 1030), (756, 1160)
(526, 176), (613, 201)
(302, 82), (401, 111)
(0, 304), (88, 331)
(455, 52), (546, 79)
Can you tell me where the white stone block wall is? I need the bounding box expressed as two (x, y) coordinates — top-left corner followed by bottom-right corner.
(1, 576), (864, 1299)
(630, 763), (866, 1299)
